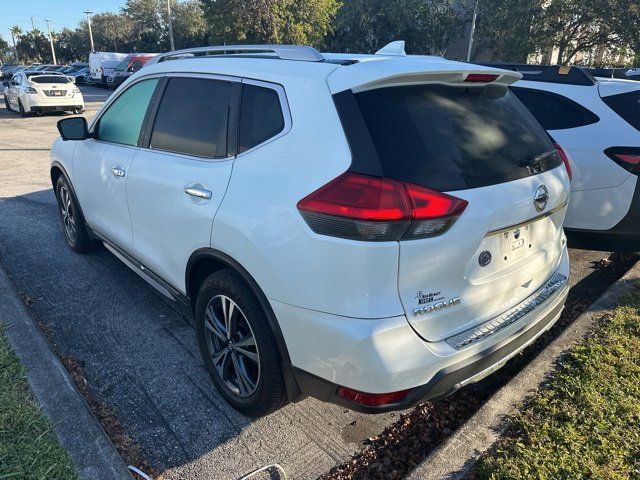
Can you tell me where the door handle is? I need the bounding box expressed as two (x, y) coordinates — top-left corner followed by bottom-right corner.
(184, 186), (212, 200)
(111, 166), (126, 178)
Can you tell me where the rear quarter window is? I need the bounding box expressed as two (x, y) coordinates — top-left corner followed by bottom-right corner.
(602, 90), (640, 132)
(335, 84), (560, 192)
(511, 87), (600, 130)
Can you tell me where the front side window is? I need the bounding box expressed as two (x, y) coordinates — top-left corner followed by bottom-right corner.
(150, 77), (233, 158)
(511, 87), (600, 130)
(239, 84), (285, 153)
(96, 78), (159, 146)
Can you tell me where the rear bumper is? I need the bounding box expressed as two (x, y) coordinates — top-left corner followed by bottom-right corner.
(566, 177), (640, 252)
(280, 248), (570, 413)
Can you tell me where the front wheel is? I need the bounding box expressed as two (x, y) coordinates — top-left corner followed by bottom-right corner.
(4, 95), (11, 111)
(18, 99), (27, 117)
(196, 270), (286, 417)
(55, 176), (95, 253)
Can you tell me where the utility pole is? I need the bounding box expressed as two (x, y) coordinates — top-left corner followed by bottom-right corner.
(166, 0), (175, 51)
(31, 17), (35, 30)
(44, 19), (57, 65)
(84, 11), (95, 52)
(466, 0), (479, 63)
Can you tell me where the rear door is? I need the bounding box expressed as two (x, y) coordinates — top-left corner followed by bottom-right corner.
(125, 75), (239, 293)
(349, 83), (570, 341)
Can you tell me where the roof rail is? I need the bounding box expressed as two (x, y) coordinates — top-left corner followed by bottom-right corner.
(147, 45), (325, 65)
(477, 63), (597, 86)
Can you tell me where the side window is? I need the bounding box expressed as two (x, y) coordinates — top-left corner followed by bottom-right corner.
(602, 91), (640, 132)
(511, 87), (599, 130)
(97, 78), (159, 146)
(150, 77), (233, 158)
(239, 84), (285, 153)
(131, 60), (142, 72)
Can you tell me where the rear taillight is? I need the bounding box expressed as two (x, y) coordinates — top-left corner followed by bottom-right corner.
(605, 147), (640, 174)
(554, 142), (572, 181)
(464, 73), (499, 83)
(337, 386), (411, 407)
(297, 172), (468, 241)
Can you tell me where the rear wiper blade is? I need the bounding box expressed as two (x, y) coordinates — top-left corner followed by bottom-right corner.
(521, 150), (557, 169)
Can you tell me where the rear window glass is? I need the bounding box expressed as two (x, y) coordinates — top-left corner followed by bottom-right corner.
(345, 84), (559, 192)
(511, 87), (600, 130)
(602, 90), (640, 132)
(29, 75), (69, 84)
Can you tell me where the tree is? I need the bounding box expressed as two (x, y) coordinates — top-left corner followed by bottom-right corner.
(170, 0), (208, 49)
(14, 28), (50, 63)
(610, 0), (640, 64)
(56, 27), (89, 62)
(9, 26), (22, 62)
(89, 13), (135, 53)
(325, 0), (466, 55)
(123, 0), (165, 51)
(0, 35), (10, 63)
(541, 0), (615, 64)
(474, 0), (547, 62)
(200, 0), (340, 46)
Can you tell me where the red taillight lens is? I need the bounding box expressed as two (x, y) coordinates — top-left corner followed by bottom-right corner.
(464, 73), (499, 83)
(554, 142), (572, 181)
(337, 386), (411, 407)
(604, 147), (640, 174)
(297, 173), (468, 241)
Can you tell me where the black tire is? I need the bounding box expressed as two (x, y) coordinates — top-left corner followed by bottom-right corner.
(4, 95), (10, 111)
(55, 176), (95, 253)
(18, 99), (27, 117)
(196, 269), (286, 417)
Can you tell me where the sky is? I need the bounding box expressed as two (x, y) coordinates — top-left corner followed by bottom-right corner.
(1, 1), (127, 47)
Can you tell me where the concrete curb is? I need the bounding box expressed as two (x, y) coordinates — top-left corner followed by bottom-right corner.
(0, 266), (134, 480)
(407, 258), (640, 480)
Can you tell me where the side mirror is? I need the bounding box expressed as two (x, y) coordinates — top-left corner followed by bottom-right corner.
(2, 81), (8, 87)
(57, 117), (89, 141)
(67, 76), (75, 84)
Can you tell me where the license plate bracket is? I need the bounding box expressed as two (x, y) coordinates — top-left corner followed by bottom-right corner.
(501, 224), (531, 262)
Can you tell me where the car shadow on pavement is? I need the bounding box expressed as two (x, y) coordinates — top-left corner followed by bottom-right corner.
(0, 189), (393, 479)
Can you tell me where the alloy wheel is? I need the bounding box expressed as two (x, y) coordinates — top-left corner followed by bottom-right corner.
(204, 295), (260, 397)
(59, 185), (77, 244)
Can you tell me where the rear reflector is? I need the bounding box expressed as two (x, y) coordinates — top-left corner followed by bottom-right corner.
(297, 172), (468, 241)
(464, 73), (499, 83)
(337, 386), (411, 407)
(604, 147), (640, 174)
(554, 142), (572, 180)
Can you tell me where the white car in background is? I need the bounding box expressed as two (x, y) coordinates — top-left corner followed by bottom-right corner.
(485, 64), (640, 252)
(3, 71), (84, 116)
(51, 43), (570, 416)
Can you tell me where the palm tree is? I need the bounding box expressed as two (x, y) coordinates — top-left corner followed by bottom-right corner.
(9, 25), (22, 63)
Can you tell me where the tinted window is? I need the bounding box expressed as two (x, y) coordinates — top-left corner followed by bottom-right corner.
(150, 77), (233, 158)
(340, 84), (559, 192)
(30, 76), (70, 84)
(602, 90), (640, 132)
(97, 78), (159, 146)
(239, 84), (285, 153)
(511, 87), (600, 130)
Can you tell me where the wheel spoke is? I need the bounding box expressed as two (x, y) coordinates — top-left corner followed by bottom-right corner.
(205, 305), (227, 341)
(234, 347), (258, 363)
(211, 348), (228, 369)
(231, 353), (254, 396)
(222, 297), (236, 339)
(234, 334), (256, 348)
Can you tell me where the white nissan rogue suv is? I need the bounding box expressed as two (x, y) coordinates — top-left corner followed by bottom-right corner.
(51, 43), (571, 417)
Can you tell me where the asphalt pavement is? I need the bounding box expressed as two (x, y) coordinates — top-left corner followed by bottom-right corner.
(0, 85), (614, 479)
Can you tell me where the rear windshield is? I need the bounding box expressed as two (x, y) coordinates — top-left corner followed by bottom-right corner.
(339, 84), (559, 192)
(29, 75), (70, 84)
(602, 90), (640, 132)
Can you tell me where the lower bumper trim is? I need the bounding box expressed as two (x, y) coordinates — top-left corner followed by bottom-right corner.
(293, 284), (568, 413)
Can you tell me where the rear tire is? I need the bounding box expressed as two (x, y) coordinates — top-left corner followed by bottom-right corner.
(196, 269), (286, 417)
(55, 176), (95, 253)
(4, 95), (11, 112)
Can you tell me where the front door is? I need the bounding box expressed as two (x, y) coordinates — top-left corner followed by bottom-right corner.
(73, 77), (161, 250)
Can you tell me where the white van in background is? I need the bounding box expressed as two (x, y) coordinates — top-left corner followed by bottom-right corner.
(89, 52), (128, 86)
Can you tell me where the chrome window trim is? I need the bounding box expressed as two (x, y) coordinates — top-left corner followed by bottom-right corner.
(235, 78), (292, 158)
(485, 200), (568, 237)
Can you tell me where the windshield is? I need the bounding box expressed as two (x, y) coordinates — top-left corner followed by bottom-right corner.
(342, 84), (559, 191)
(29, 75), (71, 84)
